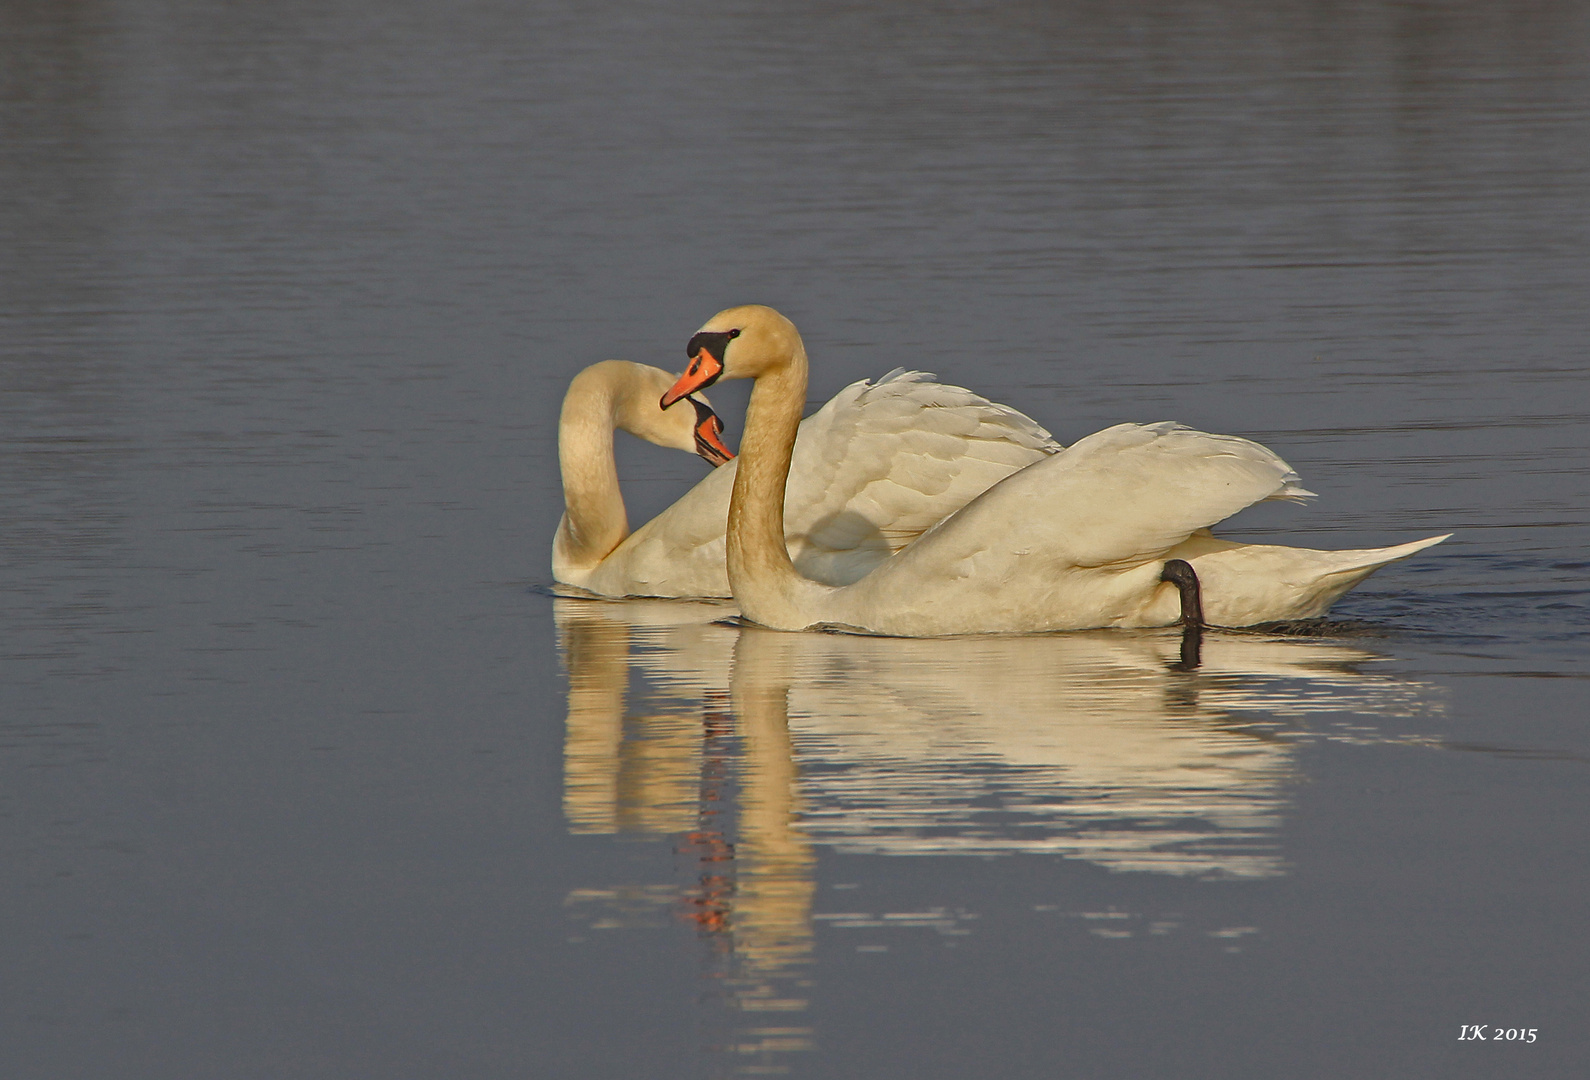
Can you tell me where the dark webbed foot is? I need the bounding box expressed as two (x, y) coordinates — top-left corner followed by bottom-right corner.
(1160, 559), (1204, 671)
(1160, 559), (1204, 628)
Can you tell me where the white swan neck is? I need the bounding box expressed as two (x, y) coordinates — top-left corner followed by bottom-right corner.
(555, 365), (631, 573)
(726, 340), (824, 627)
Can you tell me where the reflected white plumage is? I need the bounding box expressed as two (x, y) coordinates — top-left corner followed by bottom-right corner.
(554, 358), (1060, 598)
(660, 305), (1449, 635)
(557, 595), (1441, 875)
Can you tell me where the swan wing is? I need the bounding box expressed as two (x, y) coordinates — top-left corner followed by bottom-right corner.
(921, 421), (1308, 566)
(571, 371), (1058, 598)
(826, 423), (1323, 632)
(783, 370), (1059, 583)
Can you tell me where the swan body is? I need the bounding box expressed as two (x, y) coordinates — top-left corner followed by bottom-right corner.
(555, 360), (1059, 598)
(660, 305), (1449, 635)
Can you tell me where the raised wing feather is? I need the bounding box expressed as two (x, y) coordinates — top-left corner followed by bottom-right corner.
(883, 421), (1309, 576)
(584, 370), (1058, 596)
(807, 421), (1326, 633)
(783, 371), (1058, 579)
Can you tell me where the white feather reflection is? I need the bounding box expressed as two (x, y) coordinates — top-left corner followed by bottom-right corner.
(557, 597), (1441, 1072)
(562, 596), (1440, 878)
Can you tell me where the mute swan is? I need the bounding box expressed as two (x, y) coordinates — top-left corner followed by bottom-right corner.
(659, 305), (1449, 635)
(555, 360), (733, 593)
(555, 358), (1060, 599)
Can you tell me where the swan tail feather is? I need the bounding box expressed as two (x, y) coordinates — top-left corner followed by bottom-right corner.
(1325, 533), (1451, 572)
(1185, 533), (1450, 625)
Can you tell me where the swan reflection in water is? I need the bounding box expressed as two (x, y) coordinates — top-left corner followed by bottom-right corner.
(556, 596), (1439, 1071)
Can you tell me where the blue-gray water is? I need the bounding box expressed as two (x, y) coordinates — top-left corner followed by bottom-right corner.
(3, 1), (1587, 1077)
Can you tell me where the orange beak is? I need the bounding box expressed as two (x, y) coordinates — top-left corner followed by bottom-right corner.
(661, 347), (724, 409)
(689, 398), (735, 467)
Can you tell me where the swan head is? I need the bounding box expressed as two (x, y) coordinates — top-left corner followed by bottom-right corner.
(637, 390), (731, 466)
(571, 359), (733, 466)
(660, 305), (801, 408)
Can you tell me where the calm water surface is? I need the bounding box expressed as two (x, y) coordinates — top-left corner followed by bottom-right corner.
(3, 1), (1587, 1077)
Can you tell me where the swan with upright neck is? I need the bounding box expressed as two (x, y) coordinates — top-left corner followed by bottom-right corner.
(660, 305), (1448, 635)
(554, 358), (1060, 598)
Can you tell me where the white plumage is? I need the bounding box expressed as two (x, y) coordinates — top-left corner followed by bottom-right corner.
(661, 305), (1449, 635)
(554, 362), (1059, 598)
